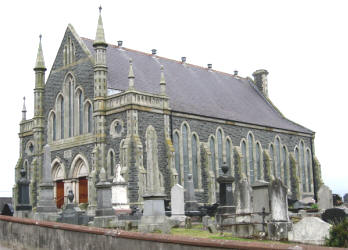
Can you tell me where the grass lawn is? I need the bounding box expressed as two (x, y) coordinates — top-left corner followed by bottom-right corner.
(170, 224), (288, 244)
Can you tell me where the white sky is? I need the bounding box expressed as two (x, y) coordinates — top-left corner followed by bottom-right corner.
(0, 0), (347, 197)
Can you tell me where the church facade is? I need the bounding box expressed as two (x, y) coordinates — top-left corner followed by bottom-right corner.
(13, 10), (323, 212)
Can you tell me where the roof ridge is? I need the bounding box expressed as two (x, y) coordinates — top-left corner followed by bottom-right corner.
(81, 37), (245, 80)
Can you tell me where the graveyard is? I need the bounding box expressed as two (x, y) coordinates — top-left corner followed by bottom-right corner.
(11, 144), (348, 248)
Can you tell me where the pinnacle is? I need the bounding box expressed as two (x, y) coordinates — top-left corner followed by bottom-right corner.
(34, 34), (46, 70)
(93, 6), (107, 46)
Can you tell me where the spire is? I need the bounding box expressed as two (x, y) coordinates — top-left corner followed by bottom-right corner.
(34, 34), (46, 70)
(128, 58), (135, 90)
(160, 65), (166, 95)
(22, 97), (27, 121)
(93, 6), (107, 47)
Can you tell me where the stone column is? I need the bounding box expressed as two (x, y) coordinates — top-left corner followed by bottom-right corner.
(216, 163), (235, 223)
(35, 144), (58, 221)
(93, 168), (117, 228)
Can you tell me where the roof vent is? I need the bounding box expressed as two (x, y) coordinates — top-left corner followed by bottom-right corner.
(207, 64), (212, 69)
(117, 40), (123, 47)
(181, 57), (186, 63)
(151, 49), (157, 55)
(234, 70), (238, 76)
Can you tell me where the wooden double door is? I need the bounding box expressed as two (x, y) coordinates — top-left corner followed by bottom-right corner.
(56, 177), (88, 208)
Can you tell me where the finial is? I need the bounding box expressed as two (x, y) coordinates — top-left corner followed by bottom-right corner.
(160, 65), (166, 95)
(22, 97), (27, 121)
(39, 34), (42, 42)
(99, 5), (102, 13)
(128, 58), (135, 90)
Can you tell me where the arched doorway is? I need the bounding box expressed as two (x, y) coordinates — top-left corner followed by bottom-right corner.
(52, 160), (65, 208)
(70, 155), (89, 204)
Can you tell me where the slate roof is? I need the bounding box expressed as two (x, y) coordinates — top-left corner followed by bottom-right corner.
(82, 38), (313, 134)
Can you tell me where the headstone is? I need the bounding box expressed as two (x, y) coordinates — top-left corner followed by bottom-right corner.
(299, 197), (315, 205)
(267, 179), (291, 241)
(184, 174), (199, 212)
(318, 185), (333, 210)
(216, 163), (235, 224)
(321, 208), (346, 225)
(170, 184), (186, 221)
(202, 215), (211, 230)
(35, 145), (58, 221)
(231, 177), (254, 237)
(344, 193), (348, 204)
(288, 217), (331, 245)
(251, 180), (270, 231)
(93, 168), (117, 228)
(57, 190), (89, 225)
(112, 164), (130, 211)
(185, 216), (192, 229)
(16, 168), (32, 211)
(207, 223), (217, 234)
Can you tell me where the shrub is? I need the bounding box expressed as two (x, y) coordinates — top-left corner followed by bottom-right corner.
(311, 203), (318, 209)
(325, 218), (348, 247)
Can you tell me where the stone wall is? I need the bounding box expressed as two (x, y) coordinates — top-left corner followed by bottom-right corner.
(0, 215), (330, 250)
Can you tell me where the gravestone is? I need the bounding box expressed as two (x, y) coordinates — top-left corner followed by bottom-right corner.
(138, 158), (169, 232)
(288, 217), (331, 245)
(216, 162), (235, 224)
(267, 179), (291, 241)
(112, 164), (130, 212)
(344, 193), (348, 204)
(251, 180), (270, 232)
(231, 177), (254, 237)
(57, 190), (89, 225)
(35, 145), (58, 221)
(16, 168), (32, 212)
(321, 208), (347, 225)
(93, 168), (117, 228)
(185, 174), (199, 213)
(318, 185), (333, 210)
(170, 184), (186, 222)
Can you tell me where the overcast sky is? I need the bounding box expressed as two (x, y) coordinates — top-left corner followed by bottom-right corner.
(0, 0), (347, 197)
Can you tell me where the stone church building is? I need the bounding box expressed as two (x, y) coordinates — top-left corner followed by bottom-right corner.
(14, 9), (323, 212)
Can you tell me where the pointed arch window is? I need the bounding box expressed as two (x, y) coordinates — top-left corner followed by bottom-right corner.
(109, 150), (115, 177)
(173, 132), (181, 185)
(226, 139), (231, 172)
(247, 134), (254, 183)
(68, 80), (74, 137)
(306, 150), (312, 192)
(210, 138), (216, 177)
(256, 143), (261, 180)
(282, 146), (288, 185)
(241, 141), (247, 177)
(295, 147), (300, 178)
(60, 97), (64, 139)
(182, 124), (189, 180)
(78, 90), (83, 135)
(270, 144), (274, 177)
(192, 134), (198, 188)
(217, 130), (223, 175)
(52, 113), (56, 141)
(86, 102), (92, 133)
(299, 141), (306, 192)
(275, 138), (281, 179)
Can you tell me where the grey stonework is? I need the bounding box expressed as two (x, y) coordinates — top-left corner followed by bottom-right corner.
(14, 13), (321, 217)
(172, 116), (312, 152)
